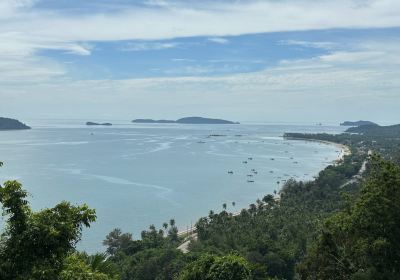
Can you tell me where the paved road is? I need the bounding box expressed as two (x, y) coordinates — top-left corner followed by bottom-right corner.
(340, 154), (370, 189)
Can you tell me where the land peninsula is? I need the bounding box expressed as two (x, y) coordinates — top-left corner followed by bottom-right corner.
(0, 117), (30, 130)
(132, 116), (239, 124)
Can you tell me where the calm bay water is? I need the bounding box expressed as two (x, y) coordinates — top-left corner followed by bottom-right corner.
(0, 120), (345, 252)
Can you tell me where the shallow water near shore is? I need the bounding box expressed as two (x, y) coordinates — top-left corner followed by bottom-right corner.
(0, 120), (346, 252)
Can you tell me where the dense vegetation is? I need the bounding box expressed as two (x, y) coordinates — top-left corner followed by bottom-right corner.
(1, 124), (399, 279)
(0, 166), (118, 280)
(298, 157), (400, 279)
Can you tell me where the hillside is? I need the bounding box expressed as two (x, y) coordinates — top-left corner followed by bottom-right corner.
(346, 123), (400, 136)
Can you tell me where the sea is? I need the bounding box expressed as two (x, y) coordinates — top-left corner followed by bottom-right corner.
(0, 120), (346, 252)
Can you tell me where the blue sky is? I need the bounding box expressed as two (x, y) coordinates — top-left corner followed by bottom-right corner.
(0, 0), (400, 123)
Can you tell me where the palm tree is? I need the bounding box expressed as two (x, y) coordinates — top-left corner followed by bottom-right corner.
(232, 201), (236, 207)
(222, 203), (227, 210)
(209, 210), (214, 219)
(169, 219), (175, 227)
(83, 252), (118, 276)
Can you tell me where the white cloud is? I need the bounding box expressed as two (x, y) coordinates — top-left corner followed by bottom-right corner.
(2, 0), (400, 43)
(0, 0), (36, 18)
(120, 42), (179, 51)
(3, 39), (400, 96)
(320, 51), (384, 63)
(143, 0), (170, 7)
(0, 56), (66, 83)
(0, 0), (400, 122)
(0, 0), (399, 83)
(208, 37), (230, 44)
(280, 40), (336, 50)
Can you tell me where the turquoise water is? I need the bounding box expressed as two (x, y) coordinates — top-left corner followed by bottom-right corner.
(0, 121), (345, 252)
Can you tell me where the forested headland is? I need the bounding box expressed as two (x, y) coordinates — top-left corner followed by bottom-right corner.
(0, 117), (30, 130)
(0, 123), (399, 279)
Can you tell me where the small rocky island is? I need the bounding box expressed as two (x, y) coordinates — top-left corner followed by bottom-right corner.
(0, 117), (31, 130)
(132, 117), (239, 124)
(86, 122), (112, 126)
(340, 120), (377, 127)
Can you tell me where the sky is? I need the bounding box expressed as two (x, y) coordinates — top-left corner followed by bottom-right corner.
(0, 0), (399, 124)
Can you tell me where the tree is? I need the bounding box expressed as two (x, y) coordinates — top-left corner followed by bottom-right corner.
(120, 248), (186, 280)
(298, 156), (400, 280)
(178, 254), (251, 280)
(0, 180), (96, 279)
(103, 228), (136, 256)
(60, 254), (118, 280)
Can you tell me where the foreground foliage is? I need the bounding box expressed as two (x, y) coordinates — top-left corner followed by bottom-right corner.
(178, 254), (251, 280)
(0, 180), (96, 279)
(298, 157), (400, 279)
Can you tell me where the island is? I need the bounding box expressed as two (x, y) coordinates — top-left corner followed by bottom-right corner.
(340, 120), (377, 126)
(132, 117), (239, 124)
(86, 122), (112, 126)
(132, 119), (175, 124)
(0, 117), (31, 130)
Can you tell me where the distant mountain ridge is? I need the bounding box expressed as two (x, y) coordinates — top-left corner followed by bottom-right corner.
(132, 117), (239, 124)
(340, 120), (377, 126)
(0, 117), (30, 130)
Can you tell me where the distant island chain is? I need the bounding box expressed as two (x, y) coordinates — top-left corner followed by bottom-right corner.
(132, 117), (240, 124)
(0, 117), (382, 131)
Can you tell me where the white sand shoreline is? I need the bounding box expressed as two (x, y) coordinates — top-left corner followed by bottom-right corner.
(177, 138), (351, 239)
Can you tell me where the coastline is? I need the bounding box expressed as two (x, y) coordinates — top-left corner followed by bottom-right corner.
(284, 137), (351, 163)
(177, 137), (351, 242)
